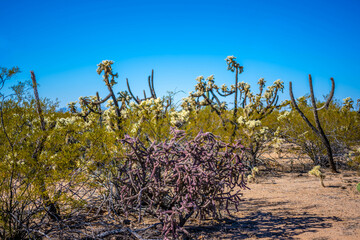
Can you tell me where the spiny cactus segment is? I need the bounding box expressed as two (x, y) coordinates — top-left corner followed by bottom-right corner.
(309, 165), (326, 187)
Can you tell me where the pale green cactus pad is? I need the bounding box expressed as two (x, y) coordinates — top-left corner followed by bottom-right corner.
(357, 183), (360, 193)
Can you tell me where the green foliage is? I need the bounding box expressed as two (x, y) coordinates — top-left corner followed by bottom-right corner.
(0, 71), (97, 238)
(1, 58), (359, 238)
(277, 97), (360, 167)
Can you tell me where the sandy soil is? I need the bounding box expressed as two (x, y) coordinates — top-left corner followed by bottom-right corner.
(182, 170), (360, 240)
(65, 166), (360, 240)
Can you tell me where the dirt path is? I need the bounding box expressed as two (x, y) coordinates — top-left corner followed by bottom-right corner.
(185, 171), (360, 240)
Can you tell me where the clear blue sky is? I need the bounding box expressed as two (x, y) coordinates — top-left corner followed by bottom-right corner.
(1, 0), (359, 108)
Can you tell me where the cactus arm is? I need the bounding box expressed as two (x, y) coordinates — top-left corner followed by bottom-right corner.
(106, 82), (121, 119)
(320, 176), (325, 187)
(143, 90), (147, 99)
(259, 89), (279, 118)
(126, 78), (140, 104)
(85, 104), (101, 115)
(308, 74), (337, 173)
(258, 83), (264, 99)
(290, 75), (338, 173)
(308, 74), (319, 110)
(315, 78), (335, 111)
(128, 70), (158, 105)
(233, 66), (239, 122)
(92, 92), (112, 105)
(289, 81), (320, 136)
(218, 90), (235, 97)
(149, 70), (157, 98)
(96, 92), (103, 125)
(30, 71), (46, 131)
(258, 95), (279, 120)
(309, 74), (321, 129)
(242, 92), (248, 108)
(79, 110), (91, 121)
(209, 89), (222, 108)
(202, 93), (226, 126)
(216, 88), (235, 97)
(147, 75), (153, 98)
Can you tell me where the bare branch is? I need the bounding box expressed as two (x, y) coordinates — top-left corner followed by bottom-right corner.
(289, 81), (319, 136)
(151, 69), (156, 98)
(92, 92), (112, 105)
(126, 78), (140, 104)
(30, 71), (46, 131)
(316, 77), (335, 111)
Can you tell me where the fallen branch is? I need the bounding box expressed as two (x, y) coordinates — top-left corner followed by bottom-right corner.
(95, 228), (127, 239)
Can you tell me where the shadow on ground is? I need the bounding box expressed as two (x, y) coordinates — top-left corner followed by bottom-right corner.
(185, 199), (341, 239)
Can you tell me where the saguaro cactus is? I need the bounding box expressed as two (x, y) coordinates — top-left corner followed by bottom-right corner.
(289, 74), (338, 173)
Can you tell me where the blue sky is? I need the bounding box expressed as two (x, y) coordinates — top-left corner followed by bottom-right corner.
(1, 0), (359, 108)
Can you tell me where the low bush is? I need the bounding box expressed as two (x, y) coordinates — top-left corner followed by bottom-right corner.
(111, 128), (247, 239)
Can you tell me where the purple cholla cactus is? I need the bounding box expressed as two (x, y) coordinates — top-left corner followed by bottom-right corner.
(115, 128), (247, 239)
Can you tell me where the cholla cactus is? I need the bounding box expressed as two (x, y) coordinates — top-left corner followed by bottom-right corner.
(131, 98), (165, 122)
(342, 97), (354, 112)
(188, 74), (228, 124)
(97, 60), (118, 87)
(170, 110), (190, 127)
(71, 61), (165, 135)
(183, 56), (286, 167)
(277, 110), (290, 121)
(308, 165), (326, 187)
(181, 95), (197, 111)
(71, 60), (123, 131)
(247, 167), (259, 183)
(187, 57), (285, 125)
(225, 55), (243, 73)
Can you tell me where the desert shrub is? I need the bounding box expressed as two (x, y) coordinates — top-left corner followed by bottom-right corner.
(277, 96), (360, 169)
(110, 128), (247, 239)
(0, 68), (98, 239)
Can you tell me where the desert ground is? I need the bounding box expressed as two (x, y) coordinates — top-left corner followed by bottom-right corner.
(99, 168), (360, 240)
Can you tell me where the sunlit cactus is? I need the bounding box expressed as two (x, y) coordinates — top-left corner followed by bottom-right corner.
(186, 57), (285, 130)
(184, 56), (287, 166)
(308, 165), (326, 187)
(69, 61), (122, 127)
(289, 75), (338, 173)
(247, 166), (259, 183)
